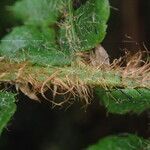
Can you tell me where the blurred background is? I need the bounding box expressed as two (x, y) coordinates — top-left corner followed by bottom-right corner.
(104, 0), (150, 58)
(0, 0), (150, 150)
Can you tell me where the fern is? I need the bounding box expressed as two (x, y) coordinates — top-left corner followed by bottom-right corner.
(0, 0), (150, 142)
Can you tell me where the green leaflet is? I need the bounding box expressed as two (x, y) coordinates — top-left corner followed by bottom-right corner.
(86, 134), (150, 150)
(0, 0), (110, 66)
(96, 88), (150, 114)
(0, 26), (56, 53)
(10, 0), (67, 26)
(59, 0), (110, 51)
(0, 91), (16, 134)
(0, 26), (71, 66)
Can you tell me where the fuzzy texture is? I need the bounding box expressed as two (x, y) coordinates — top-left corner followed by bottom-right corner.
(0, 0), (149, 114)
(0, 52), (149, 113)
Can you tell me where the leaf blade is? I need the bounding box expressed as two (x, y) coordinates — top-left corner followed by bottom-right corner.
(86, 134), (150, 150)
(96, 88), (150, 114)
(0, 91), (16, 134)
(59, 0), (110, 51)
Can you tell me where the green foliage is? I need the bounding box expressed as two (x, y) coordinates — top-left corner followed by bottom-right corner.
(0, 26), (71, 66)
(10, 0), (67, 26)
(0, 0), (110, 66)
(0, 26), (56, 53)
(0, 1), (150, 147)
(87, 134), (150, 150)
(96, 88), (150, 114)
(0, 91), (16, 134)
(59, 0), (110, 51)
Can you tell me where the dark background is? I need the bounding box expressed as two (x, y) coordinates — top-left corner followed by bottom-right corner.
(104, 0), (150, 58)
(0, 0), (150, 150)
